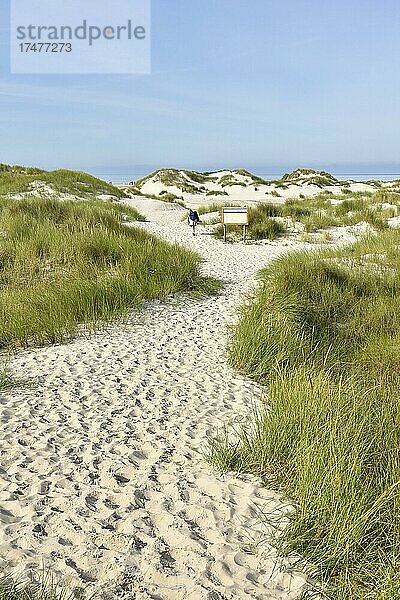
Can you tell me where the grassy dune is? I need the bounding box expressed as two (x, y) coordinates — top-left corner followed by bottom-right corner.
(284, 191), (396, 233)
(210, 230), (400, 599)
(198, 203), (286, 240)
(0, 165), (124, 200)
(0, 196), (216, 348)
(127, 187), (185, 206)
(199, 189), (400, 242)
(0, 574), (76, 600)
(0, 168), (219, 596)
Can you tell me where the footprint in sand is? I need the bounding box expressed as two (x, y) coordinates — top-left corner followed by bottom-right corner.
(0, 197), (312, 599)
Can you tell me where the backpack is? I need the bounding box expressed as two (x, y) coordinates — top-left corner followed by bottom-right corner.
(189, 209), (198, 221)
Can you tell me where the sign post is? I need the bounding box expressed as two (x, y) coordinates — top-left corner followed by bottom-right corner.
(221, 207), (249, 242)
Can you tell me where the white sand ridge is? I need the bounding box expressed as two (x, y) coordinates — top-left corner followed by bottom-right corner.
(123, 167), (383, 207)
(0, 197), (322, 599)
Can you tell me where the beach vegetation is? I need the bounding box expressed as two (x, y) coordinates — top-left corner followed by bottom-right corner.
(213, 203), (287, 241)
(0, 574), (78, 600)
(158, 191), (185, 204)
(0, 166), (124, 201)
(216, 174), (245, 187)
(127, 187), (185, 206)
(195, 204), (223, 216)
(210, 229), (400, 599)
(199, 189), (400, 242)
(232, 169), (270, 186)
(135, 169), (200, 194)
(205, 190), (228, 197)
(0, 196), (216, 348)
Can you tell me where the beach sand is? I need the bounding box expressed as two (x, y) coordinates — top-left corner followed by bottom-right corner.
(130, 168), (379, 208)
(0, 197), (353, 599)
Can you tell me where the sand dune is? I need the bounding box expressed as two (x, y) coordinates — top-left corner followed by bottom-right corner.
(0, 197), (346, 599)
(124, 167), (382, 207)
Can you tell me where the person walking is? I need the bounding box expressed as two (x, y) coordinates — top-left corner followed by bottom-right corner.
(188, 208), (200, 236)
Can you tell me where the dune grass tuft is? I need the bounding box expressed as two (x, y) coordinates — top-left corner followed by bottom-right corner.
(197, 189), (399, 243)
(282, 190), (397, 233)
(210, 229), (400, 599)
(0, 167), (125, 201)
(0, 197), (217, 348)
(209, 203), (287, 241)
(0, 573), (79, 600)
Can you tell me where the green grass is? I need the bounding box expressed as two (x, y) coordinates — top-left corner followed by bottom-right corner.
(232, 169), (271, 186)
(306, 175), (337, 187)
(205, 190), (228, 197)
(372, 189), (400, 204)
(196, 203), (288, 241)
(126, 187), (185, 207)
(0, 166), (124, 200)
(135, 168), (271, 191)
(299, 211), (339, 232)
(246, 204), (286, 240)
(0, 574), (78, 600)
(0, 366), (22, 391)
(219, 175), (246, 187)
(281, 169), (339, 186)
(0, 196), (217, 348)
(280, 190), (398, 233)
(195, 204), (224, 216)
(248, 219), (286, 240)
(211, 203), (287, 241)
(250, 203), (282, 218)
(158, 191), (185, 204)
(182, 170), (210, 184)
(135, 169), (200, 194)
(300, 231), (332, 244)
(334, 197), (369, 214)
(187, 204), (226, 226)
(209, 229), (400, 599)
(0, 163), (45, 175)
(200, 189), (399, 242)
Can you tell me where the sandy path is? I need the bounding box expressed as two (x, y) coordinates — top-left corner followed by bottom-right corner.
(0, 198), (310, 599)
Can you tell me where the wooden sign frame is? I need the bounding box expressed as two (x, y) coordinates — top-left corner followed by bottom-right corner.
(221, 207), (249, 242)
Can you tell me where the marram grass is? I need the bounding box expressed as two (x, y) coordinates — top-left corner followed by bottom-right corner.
(0, 166), (124, 201)
(210, 229), (400, 599)
(200, 189), (400, 242)
(0, 196), (217, 348)
(0, 575), (78, 600)
(0, 559), (100, 600)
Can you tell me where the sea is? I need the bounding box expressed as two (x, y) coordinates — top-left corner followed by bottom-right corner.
(88, 166), (400, 184)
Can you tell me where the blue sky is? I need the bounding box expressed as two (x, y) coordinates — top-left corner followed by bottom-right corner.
(1, 0), (400, 176)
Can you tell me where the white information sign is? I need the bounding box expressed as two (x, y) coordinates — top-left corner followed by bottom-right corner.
(222, 207), (249, 225)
